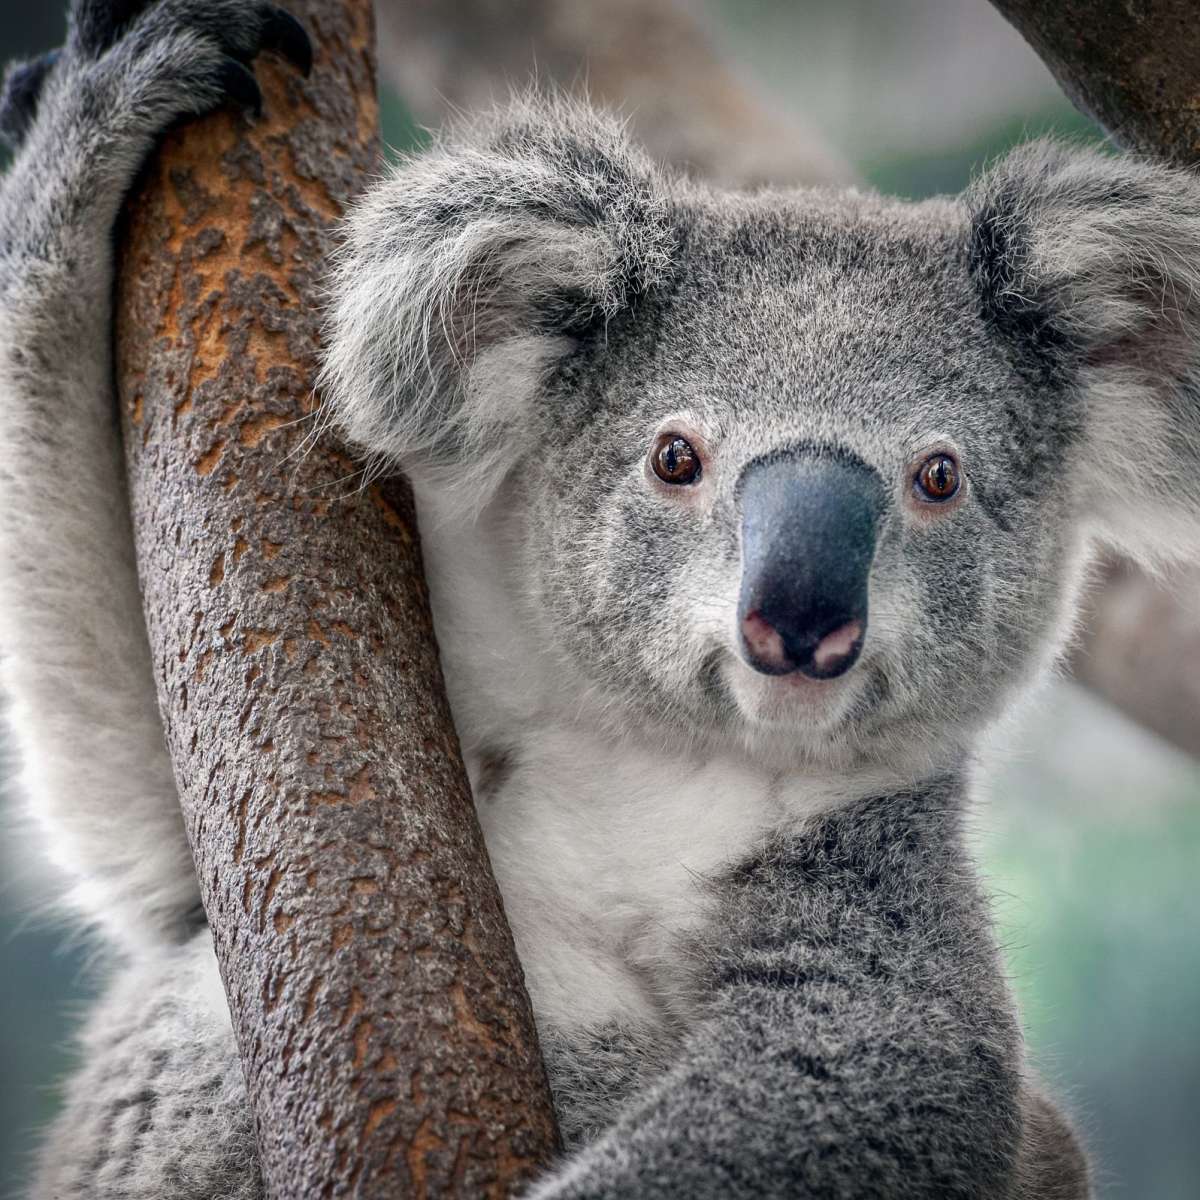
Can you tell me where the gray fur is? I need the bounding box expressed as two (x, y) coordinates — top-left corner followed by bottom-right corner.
(10, 2), (1200, 1195)
(0, 0), (299, 953)
(319, 93), (676, 500)
(527, 780), (1023, 1198)
(30, 932), (261, 1200)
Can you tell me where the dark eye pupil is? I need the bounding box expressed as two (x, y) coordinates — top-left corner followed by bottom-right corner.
(918, 454), (958, 500)
(652, 434), (700, 484)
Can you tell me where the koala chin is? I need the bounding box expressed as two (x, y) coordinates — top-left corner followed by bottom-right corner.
(6, 8), (1200, 1193)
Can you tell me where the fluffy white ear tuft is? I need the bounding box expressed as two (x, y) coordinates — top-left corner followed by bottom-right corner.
(318, 94), (675, 504)
(969, 141), (1200, 566)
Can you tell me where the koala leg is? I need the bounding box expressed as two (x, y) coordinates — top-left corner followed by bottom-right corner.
(0, 1), (311, 950)
(28, 931), (262, 1200)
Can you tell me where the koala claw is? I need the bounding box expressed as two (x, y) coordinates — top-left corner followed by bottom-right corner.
(212, 6), (314, 118)
(217, 58), (264, 118)
(261, 7), (314, 77)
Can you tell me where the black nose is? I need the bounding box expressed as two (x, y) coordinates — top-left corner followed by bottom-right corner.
(737, 451), (884, 679)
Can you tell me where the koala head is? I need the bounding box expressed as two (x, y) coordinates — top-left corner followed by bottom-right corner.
(322, 98), (1200, 772)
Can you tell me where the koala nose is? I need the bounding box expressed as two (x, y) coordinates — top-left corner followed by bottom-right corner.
(736, 451), (884, 680)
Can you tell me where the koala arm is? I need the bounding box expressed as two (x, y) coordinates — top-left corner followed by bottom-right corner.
(23, 787), (1083, 1200)
(0, 1), (310, 951)
(0, 43), (190, 949)
(528, 781), (1063, 1200)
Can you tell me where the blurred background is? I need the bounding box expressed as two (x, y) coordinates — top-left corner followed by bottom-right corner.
(1, 1), (1197, 1196)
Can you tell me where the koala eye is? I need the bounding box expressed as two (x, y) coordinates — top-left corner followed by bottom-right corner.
(651, 433), (702, 485)
(914, 453), (960, 502)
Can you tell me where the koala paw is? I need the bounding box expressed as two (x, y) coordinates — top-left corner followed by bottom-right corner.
(49, 1), (311, 142)
(71, 0), (312, 71)
(93, 0), (311, 110)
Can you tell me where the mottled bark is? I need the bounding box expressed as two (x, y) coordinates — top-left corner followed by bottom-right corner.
(375, 0), (852, 189)
(988, 0), (1200, 162)
(989, 0), (1200, 758)
(114, 2), (559, 1196)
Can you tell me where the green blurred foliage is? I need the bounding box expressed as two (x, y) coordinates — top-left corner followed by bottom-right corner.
(983, 688), (1200, 1200)
(378, 84), (427, 158)
(862, 104), (1106, 198)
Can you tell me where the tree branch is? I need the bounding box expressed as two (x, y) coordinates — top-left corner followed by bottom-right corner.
(115, 1), (559, 1194)
(987, 0), (1200, 162)
(1068, 559), (1200, 760)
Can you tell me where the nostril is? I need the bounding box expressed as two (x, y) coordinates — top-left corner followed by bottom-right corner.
(740, 610), (794, 675)
(808, 619), (864, 679)
(739, 609), (866, 680)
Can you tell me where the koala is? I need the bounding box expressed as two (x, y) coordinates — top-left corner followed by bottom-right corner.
(4, 1), (1199, 1197)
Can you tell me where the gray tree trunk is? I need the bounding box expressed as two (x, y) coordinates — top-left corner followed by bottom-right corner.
(115, 1), (560, 1194)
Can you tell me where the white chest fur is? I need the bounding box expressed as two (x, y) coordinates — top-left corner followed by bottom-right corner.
(469, 729), (804, 1034)
(414, 482), (879, 1037)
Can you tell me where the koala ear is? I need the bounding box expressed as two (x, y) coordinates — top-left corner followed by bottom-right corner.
(320, 96), (674, 498)
(967, 142), (1200, 564)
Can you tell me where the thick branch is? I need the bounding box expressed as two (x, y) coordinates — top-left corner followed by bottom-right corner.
(115, 1), (558, 1195)
(988, 0), (1200, 162)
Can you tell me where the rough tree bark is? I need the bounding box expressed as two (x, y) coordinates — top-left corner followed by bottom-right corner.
(115, 1), (559, 1196)
(990, 0), (1200, 760)
(988, 0), (1200, 162)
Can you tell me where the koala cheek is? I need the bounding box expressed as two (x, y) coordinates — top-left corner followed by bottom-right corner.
(854, 567), (919, 687)
(645, 555), (735, 692)
(870, 543), (985, 706)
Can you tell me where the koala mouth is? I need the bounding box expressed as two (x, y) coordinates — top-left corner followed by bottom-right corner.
(719, 645), (864, 742)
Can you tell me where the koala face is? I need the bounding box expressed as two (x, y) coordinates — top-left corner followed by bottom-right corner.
(513, 191), (1085, 768)
(323, 101), (1200, 771)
